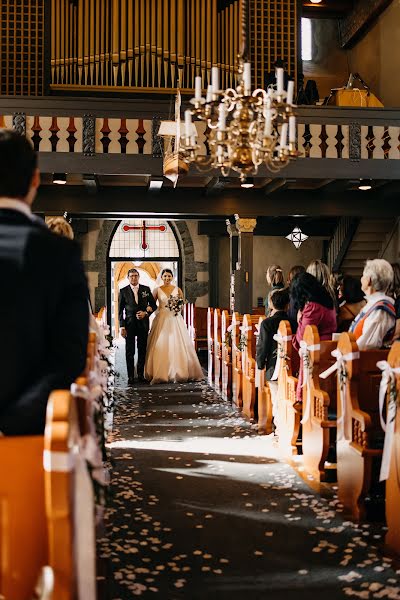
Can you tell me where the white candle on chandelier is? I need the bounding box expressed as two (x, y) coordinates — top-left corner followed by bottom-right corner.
(195, 76), (202, 101)
(289, 116), (296, 143)
(184, 109), (193, 139)
(206, 84), (213, 103)
(276, 68), (284, 95)
(264, 108), (272, 136)
(280, 123), (288, 148)
(287, 80), (294, 105)
(211, 66), (219, 94)
(218, 104), (227, 131)
(243, 62), (251, 94)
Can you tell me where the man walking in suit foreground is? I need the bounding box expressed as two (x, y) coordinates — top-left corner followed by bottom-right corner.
(0, 129), (89, 435)
(119, 269), (157, 384)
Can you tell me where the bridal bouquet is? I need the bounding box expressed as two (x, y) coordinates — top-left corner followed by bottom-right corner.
(167, 295), (184, 316)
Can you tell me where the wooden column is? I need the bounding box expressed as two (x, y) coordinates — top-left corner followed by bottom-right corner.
(233, 218), (257, 315)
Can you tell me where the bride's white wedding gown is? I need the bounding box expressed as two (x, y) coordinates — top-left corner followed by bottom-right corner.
(144, 286), (204, 384)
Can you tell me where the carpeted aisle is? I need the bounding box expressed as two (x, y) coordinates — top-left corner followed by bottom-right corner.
(98, 378), (400, 599)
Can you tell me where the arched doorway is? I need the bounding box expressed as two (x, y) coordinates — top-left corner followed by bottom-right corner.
(108, 219), (181, 336)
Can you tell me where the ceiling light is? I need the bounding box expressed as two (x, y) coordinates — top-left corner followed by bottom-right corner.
(358, 179), (372, 191)
(310, 0), (322, 4)
(53, 173), (66, 185)
(241, 177), (254, 189)
(286, 226), (308, 249)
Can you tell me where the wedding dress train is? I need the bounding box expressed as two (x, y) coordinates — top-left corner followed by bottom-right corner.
(144, 287), (204, 384)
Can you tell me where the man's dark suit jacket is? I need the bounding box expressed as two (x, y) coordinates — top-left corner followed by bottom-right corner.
(118, 284), (157, 333)
(0, 208), (89, 435)
(256, 311), (290, 380)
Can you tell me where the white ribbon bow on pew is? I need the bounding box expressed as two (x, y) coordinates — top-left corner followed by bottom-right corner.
(299, 340), (320, 424)
(319, 348), (360, 442)
(377, 361), (400, 482)
(270, 332), (292, 382)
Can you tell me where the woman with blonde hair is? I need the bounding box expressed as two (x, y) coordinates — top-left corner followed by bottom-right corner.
(306, 259), (337, 309)
(45, 216), (74, 240)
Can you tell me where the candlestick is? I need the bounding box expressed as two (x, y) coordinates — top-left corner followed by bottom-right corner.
(185, 110), (192, 139)
(243, 62), (251, 94)
(211, 67), (219, 94)
(218, 104), (226, 131)
(289, 116), (296, 143)
(264, 108), (272, 137)
(206, 84), (213, 103)
(287, 80), (294, 105)
(195, 76), (202, 101)
(280, 123), (288, 148)
(276, 68), (284, 95)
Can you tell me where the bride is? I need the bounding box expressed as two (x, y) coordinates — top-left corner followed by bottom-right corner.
(144, 269), (204, 384)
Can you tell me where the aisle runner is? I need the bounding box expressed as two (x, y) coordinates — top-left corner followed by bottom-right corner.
(98, 382), (400, 600)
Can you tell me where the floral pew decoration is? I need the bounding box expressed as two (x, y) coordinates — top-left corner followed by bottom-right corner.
(320, 332), (388, 521)
(377, 342), (400, 556)
(241, 314), (261, 421)
(207, 307), (214, 386)
(231, 312), (244, 408)
(300, 325), (338, 482)
(274, 320), (301, 456)
(221, 310), (233, 402)
(213, 308), (222, 394)
(254, 315), (274, 434)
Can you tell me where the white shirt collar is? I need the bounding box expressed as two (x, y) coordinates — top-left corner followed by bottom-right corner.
(130, 283), (139, 290)
(0, 197), (33, 219)
(364, 291), (394, 307)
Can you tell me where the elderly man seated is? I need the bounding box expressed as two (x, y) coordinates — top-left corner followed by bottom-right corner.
(349, 259), (396, 350)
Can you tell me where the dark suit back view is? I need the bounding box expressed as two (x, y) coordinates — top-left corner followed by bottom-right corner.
(0, 209), (89, 435)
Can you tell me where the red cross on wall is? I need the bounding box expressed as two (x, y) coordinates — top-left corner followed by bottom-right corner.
(122, 220), (166, 250)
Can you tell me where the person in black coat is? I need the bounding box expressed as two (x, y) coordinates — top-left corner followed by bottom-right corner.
(256, 288), (291, 428)
(0, 129), (89, 435)
(256, 288), (291, 379)
(118, 269), (157, 384)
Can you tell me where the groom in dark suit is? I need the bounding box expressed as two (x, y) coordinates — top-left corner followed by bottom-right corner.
(0, 129), (89, 435)
(118, 269), (157, 384)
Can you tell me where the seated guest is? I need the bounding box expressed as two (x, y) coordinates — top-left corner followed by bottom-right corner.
(337, 275), (366, 332)
(286, 264), (305, 331)
(46, 215), (74, 239)
(0, 129), (89, 435)
(264, 264), (285, 316)
(391, 263), (400, 341)
(290, 272), (337, 400)
(349, 259), (395, 350)
(306, 259), (338, 310)
(256, 288), (291, 425)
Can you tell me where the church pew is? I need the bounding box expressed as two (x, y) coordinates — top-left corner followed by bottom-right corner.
(275, 320), (301, 456)
(45, 390), (96, 600)
(333, 332), (388, 521)
(231, 312), (243, 408)
(221, 310), (234, 402)
(207, 307), (214, 385)
(0, 390), (96, 600)
(380, 342), (400, 556)
(213, 308), (222, 393)
(193, 306), (208, 352)
(241, 314), (262, 421)
(301, 326), (338, 482)
(255, 316), (274, 434)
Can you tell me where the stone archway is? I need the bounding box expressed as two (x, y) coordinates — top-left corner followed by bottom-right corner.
(82, 219), (208, 313)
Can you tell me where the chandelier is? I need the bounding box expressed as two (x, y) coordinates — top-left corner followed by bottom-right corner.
(180, 0), (299, 183)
